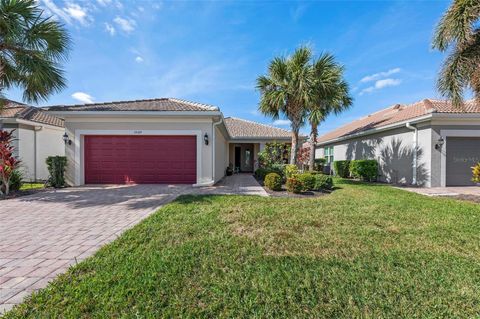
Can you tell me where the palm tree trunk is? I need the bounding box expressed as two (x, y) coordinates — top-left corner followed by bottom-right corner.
(290, 124), (300, 165)
(308, 122), (318, 171)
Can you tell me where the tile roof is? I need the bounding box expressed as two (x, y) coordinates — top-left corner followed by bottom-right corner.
(224, 117), (292, 139)
(45, 98), (219, 112)
(0, 100), (64, 127)
(317, 98), (480, 144)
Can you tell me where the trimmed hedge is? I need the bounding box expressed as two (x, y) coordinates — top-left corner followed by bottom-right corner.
(284, 164), (299, 179)
(46, 156), (68, 188)
(296, 173), (316, 191)
(255, 165), (284, 182)
(264, 173), (282, 191)
(349, 160), (378, 181)
(313, 174), (333, 191)
(333, 160), (350, 178)
(286, 177), (304, 194)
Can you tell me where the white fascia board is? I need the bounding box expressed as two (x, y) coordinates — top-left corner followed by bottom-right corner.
(316, 114), (433, 147)
(0, 118), (64, 130)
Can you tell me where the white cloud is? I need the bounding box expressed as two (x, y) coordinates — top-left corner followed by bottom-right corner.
(360, 68), (401, 83)
(113, 16), (136, 33)
(72, 92), (94, 104)
(40, 0), (91, 25)
(96, 0), (112, 6)
(135, 56), (144, 63)
(63, 3), (89, 24)
(104, 23), (115, 35)
(359, 78), (402, 95)
(273, 119), (291, 126)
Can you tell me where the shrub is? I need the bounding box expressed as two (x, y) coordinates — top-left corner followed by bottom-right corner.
(270, 163), (285, 177)
(286, 177), (305, 194)
(333, 160), (350, 178)
(296, 172), (316, 191)
(314, 158), (326, 171)
(46, 156), (68, 188)
(349, 160), (378, 181)
(9, 170), (23, 192)
(264, 173), (282, 191)
(313, 174), (333, 191)
(472, 163), (480, 183)
(284, 164), (299, 179)
(255, 165), (284, 182)
(257, 142), (290, 167)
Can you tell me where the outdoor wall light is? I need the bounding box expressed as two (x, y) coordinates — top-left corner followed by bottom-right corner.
(435, 136), (444, 150)
(204, 133), (209, 145)
(62, 132), (72, 145)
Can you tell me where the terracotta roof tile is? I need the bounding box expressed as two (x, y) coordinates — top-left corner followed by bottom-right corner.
(224, 117), (292, 139)
(0, 100), (64, 127)
(317, 98), (480, 144)
(45, 98), (219, 112)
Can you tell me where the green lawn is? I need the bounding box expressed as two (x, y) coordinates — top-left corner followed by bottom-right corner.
(19, 183), (44, 191)
(5, 180), (480, 318)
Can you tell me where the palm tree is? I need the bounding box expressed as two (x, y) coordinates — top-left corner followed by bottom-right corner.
(256, 46), (315, 164)
(0, 0), (70, 109)
(307, 54), (352, 170)
(432, 0), (480, 107)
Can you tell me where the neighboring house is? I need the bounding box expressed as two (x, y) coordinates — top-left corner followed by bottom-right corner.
(315, 99), (480, 187)
(45, 98), (293, 186)
(0, 100), (65, 181)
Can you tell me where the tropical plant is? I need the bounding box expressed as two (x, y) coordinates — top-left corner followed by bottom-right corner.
(284, 164), (299, 179)
(256, 46), (314, 164)
(432, 0), (480, 107)
(313, 174), (333, 191)
(257, 142), (289, 168)
(0, 129), (20, 195)
(0, 0), (70, 106)
(307, 54), (352, 170)
(472, 162), (480, 184)
(296, 144), (311, 170)
(286, 177), (305, 194)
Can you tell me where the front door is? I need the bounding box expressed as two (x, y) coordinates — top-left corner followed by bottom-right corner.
(241, 145), (254, 172)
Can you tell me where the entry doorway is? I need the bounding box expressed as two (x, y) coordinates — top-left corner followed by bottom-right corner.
(233, 144), (254, 172)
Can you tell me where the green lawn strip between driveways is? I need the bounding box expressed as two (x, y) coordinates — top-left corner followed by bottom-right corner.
(4, 179), (480, 318)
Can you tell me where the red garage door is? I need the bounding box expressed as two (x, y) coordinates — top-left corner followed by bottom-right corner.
(84, 135), (196, 184)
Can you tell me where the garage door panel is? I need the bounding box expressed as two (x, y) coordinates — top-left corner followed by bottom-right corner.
(85, 135), (197, 184)
(446, 137), (480, 186)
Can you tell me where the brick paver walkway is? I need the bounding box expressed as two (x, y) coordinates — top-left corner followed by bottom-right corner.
(0, 175), (266, 313)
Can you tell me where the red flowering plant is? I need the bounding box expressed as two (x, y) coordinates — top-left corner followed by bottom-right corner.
(0, 130), (21, 196)
(296, 145), (311, 171)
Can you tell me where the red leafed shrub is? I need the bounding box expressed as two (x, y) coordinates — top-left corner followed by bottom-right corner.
(297, 145), (311, 169)
(0, 130), (21, 195)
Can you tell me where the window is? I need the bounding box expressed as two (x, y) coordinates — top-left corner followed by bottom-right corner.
(324, 146), (334, 163)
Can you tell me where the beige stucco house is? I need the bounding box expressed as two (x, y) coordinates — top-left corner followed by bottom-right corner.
(45, 98), (292, 186)
(315, 99), (480, 187)
(0, 100), (65, 181)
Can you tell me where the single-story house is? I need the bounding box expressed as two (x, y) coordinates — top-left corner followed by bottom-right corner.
(45, 98), (293, 186)
(0, 100), (65, 181)
(315, 98), (480, 187)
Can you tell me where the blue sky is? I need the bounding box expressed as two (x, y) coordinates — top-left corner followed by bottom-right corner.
(7, 0), (451, 136)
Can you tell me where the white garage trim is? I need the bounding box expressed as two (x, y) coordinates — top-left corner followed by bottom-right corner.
(440, 129), (480, 187)
(74, 129), (203, 186)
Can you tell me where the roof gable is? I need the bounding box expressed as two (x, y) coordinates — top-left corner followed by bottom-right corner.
(224, 117), (292, 139)
(0, 100), (64, 127)
(317, 99), (480, 144)
(45, 98), (219, 112)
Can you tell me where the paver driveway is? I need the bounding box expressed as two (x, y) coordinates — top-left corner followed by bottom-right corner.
(0, 175), (267, 313)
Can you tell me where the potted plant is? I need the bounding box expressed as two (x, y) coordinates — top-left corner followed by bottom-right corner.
(226, 163), (233, 176)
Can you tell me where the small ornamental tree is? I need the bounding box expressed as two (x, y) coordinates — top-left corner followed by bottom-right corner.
(0, 130), (21, 195)
(297, 145), (311, 170)
(257, 142), (290, 168)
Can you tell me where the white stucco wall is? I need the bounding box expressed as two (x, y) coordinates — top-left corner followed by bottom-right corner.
(13, 124), (65, 181)
(317, 124), (432, 186)
(63, 116), (217, 186)
(214, 126), (228, 183)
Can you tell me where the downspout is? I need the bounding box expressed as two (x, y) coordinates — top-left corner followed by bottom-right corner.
(33, 126), (43, 181)
(211, 118), (223, 185)
(406, 122), (417, 185)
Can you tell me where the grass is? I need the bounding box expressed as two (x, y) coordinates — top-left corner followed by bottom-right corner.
(4, 179), (480, 318)
(19, 183), (44, 191)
